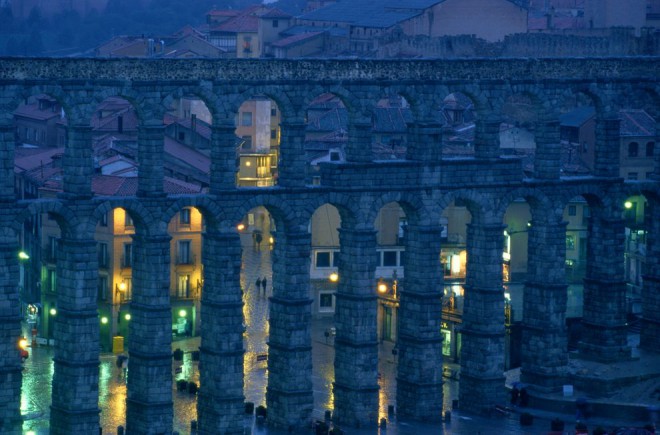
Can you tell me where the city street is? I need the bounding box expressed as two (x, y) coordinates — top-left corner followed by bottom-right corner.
(17, 227), (632, 434)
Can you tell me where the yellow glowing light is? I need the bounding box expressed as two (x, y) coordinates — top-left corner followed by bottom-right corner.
(237, 223), (246, 231)
(49, 308), (57, 316)
(329, 273), (339, 282)
(124, 313), (131, 321)
(101, 316), (108, 324)
(269, 236), (274, 244)
(18, 251), (30, 260)
(624, 201), (633, 209)
(245, 161), (252, 167)
(179, 309), (187, 317)
(18, 338), (28, 349)
(118, 282), (127, 292)
(378, 283), (388, 293)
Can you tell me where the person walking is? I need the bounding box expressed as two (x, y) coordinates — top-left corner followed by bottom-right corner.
(261, 277), (268, 294)
(510, 385), (520, 406)
(255, 277), (262, 292)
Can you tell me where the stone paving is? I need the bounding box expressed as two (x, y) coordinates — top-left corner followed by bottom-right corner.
(18, 227), (660, 434)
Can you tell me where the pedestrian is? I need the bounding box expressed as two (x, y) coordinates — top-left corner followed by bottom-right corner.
(576, 397), (589, 421)
(255, 231), (263, 251)
(261, 277), (267, 294)
(510, 385), (520, 406)
(519, 387), (529, 407)
(256, 277), (262, 291)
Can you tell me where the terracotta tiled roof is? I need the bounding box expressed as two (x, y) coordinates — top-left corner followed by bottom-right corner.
(164, 137), (211, 174)
(92, 175), (202, 196)
(14, 147), (64, 172)
(213, 14), (259, 33)
(175, 117), (212, 140)
(272, 32), (324, 48)
(13, 97), (63, 121)
(619, 110), (656, 137)
(260, 8), (292, 19)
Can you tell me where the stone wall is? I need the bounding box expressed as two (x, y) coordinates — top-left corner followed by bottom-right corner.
(0, 57), (658, 433)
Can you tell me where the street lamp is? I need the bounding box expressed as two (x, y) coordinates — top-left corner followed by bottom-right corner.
(18, 251), (30, 261)
(329, 272), (339, 283)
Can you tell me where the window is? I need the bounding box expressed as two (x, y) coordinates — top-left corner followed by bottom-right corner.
(241, 112), (253, 126)
(316, 251), (331, 268)
(330, 151), (340, 161)
(124, 212), (134, 228)
(628, 142), (639, 157)
(319, 292), (335, 313)
(628, 172), (638, 180)
(47, 268), (56, 293)
(122, 278), (133, 301)
(273, 19), (279, 28)
(243, 36), (252, 53)
(122, 243), (132, 268)
(271, 108), (277, 117)
(381, 250), (398, 267)
(98, 242), (109, 268)
(241, 136), (252, 150)
(568, 205), (577, 216)
(178, 132), (185, 141)
(271, 129), (277, 139)
(98, 275), (108, 301)
(100, 212), (108, 227)
(177, 274), (191, 298)
(48, 236), (58, 262)
(566, 235), (575, 250)
(178, 240), (192, 264)
(179, 208), (191, 225)
(647, 142), (655, 157)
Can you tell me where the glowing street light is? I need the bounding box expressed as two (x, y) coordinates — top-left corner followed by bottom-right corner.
(124, 313), (131, 321)
(18, 251), (30, 260)
(329, 272), (339, 283)
(100, 316), (109, 325)
(378, 282), (388, 294)
(179, 309), (187, 317)
(624, 201), (633, 209)
(49, 308), (57, 316)
(237, 223), (246, 231)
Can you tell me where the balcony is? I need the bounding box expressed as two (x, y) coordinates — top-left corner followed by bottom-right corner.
(175, 254), (196, 266)
(121, 255), (132, 269)
(42, 248), (57, 264)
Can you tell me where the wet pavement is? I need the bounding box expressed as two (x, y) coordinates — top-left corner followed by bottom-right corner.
(19, 224), (658, 434)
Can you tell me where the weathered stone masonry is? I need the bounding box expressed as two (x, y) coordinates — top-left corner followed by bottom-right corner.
(0, 58), (658, 434)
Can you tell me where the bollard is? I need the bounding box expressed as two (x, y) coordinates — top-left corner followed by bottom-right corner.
(444, 410), (451, 422)
(379, 418), (387, 429)
(117, 426), (124, 435)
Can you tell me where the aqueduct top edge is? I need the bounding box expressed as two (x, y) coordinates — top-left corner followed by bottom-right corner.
(0, 57), (658, 82)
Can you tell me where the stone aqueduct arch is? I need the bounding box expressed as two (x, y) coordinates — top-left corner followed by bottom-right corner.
(0, 58), (659, 434)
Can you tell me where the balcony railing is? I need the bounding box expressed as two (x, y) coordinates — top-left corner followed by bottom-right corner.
(175, 254), (196, 266)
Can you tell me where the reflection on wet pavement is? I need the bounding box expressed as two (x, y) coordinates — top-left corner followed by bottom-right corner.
(21, 225), (563, 434)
